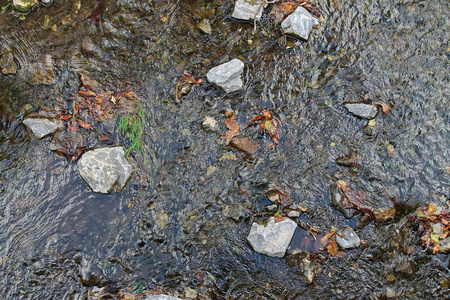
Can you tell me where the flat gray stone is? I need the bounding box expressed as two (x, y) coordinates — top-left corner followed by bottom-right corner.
(231, 0), (263, 21)
(336, 226), (360, 249)
(281, 7), (319, 40)
(23, 117), (64, 139)
(247, 217), (297, 258)
(206, 58), (244, 93)
(78, 147), (134, 193)
(344, 103), (378, 119)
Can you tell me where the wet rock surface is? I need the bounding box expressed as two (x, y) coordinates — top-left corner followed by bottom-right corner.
(247, 217), (297, 258)
(206, 58), (244, 93)
(0, 51), (17, 75)
(232, 0), (264, 22)
(336, 226), (360, 249)
(300, 257), (319, 284)
(0, 0), (449, 298)
(77, 147), (134, 193)
(19, 55), (56, 85)
(22, 116), (64, 139)
(281, 7), (319, 40)
(344, 102), (378, 119)
(12, 0), (38, 12)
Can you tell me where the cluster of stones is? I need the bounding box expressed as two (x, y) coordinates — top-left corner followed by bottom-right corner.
(22, 113), (134, 194)
(232, 0), (319, 40)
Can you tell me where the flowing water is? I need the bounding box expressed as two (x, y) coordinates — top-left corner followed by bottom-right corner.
(0, 0), (449, 299)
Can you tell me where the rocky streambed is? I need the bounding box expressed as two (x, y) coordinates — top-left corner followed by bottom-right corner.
(0, 0), (449, 299)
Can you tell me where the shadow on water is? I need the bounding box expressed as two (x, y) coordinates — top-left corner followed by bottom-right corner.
(0, 0), (449, 298)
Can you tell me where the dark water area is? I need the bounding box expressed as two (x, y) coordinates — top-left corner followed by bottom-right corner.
(0, 0), (449, 299)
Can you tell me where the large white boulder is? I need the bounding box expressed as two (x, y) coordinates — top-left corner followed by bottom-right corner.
(206, 58), (245, 93)
(247, 217), (297, 258)
(78, 147), (134, 193)
(231, 0), (264, 21)
(281, 7), (319, 40)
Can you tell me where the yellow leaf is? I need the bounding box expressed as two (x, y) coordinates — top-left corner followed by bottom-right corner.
(427, 203), (437, 214)
(368, 119), (376, 126)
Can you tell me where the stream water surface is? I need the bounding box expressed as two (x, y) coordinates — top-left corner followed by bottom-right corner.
(0, 0), (449, 299)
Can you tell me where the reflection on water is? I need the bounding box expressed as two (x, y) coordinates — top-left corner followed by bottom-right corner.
(0, 0), (449, 298)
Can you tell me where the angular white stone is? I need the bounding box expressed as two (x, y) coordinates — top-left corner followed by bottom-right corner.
(206, 58), (244, 93)
(23, 118), (64, 139)
(78, 147), (134, 193)
(336, 226), (360, 249)
(232, 0), (264, 21)
(247, 217), (297, 258)
(281, 7), (319, 40)
(344, 103), (378, 119)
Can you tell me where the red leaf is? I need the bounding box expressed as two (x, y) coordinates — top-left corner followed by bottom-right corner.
(76, 119), (93, 130)
(58, 112), (72, 121)
(77, 90), (97, 98)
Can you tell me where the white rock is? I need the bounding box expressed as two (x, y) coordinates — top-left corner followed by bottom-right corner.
(78, 147), (134, 193)
(231, 0), (264, 21)
(247, 217), (297, 258)
(23, 117), (64, 139)
(344, 103), (378, 119)
(206, 59), (245, 93)
(336, 226), (361, 249)
(202, 116), (218, 132)
(281, 7), (319, 40)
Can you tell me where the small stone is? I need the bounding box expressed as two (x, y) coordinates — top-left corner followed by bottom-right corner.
(206, 165), (216, 176)
(41, 0), (52, 4)
(12, 0), (38, 13)
(0, 51), (17, 75)
(344, 102), (378, 119)
(154, 210), (169, 229)
(206, 58), (244, 93)
(247, 217), (297, 258)
(202, 116), (218, 133)
(265, 204), (278, 212)
(77, 147), (134, 193)
(231, 0), (264, 22)
(386, 287), (396, 298)
(336, 226), (360, 249)
(184, 287), (197, 299)
(287, 211), (301, 218)
(281, 7), (319, 40)
(300, 258), (318, 284)
(197, 19), (212, 34)
(230, 137), (259, 156)
(22, 117), (64, 139)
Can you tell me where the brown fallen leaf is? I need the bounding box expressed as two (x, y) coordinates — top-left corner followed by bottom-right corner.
(249, 109), (281, 144)
(76, 119), (93, 130)
(374, 101), (392, 113)
(222, 114), (240, 145)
